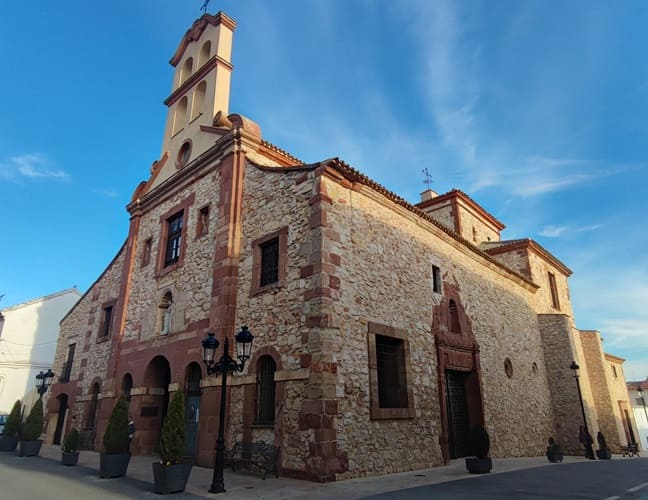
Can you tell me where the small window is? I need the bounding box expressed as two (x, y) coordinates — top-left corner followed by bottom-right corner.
(612, 365), (618, 378)
(164, 212), (183, 266)
(177, 141), (191, 168)
(122, 374), (133, 403)
(255, 356), (276, 425)
(100, 305), (113, 338)
(60, 343), (76, 383)
(159, 292), (173, 335)
(504, 358), (513, 378)
(548, 272), (560, 310)
(260, 238), (279, 287)
(432, 265), (442, 293)
(197, 205), (209, 237)
(142, 238), (152, 266)
(472, 227), (477, 242)
(532, 362), (538, 376)
(449, 299), (461, 333)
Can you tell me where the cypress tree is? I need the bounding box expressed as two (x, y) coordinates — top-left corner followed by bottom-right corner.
(103, 397), (130, 454)
(160, 390), (186, 465)
(3, 400), (22, 437)
(22, 398), (44, 441)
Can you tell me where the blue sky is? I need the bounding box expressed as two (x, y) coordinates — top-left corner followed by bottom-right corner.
(1, 1), (646, 379)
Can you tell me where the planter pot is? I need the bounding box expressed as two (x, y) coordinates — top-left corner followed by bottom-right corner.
(18, 440), (43, 457)
(0, 435), (18, 452)
(466, 456), (492, 474)
(547, 451), (563, 463)
(152, 461), (193, 494)
(99, 452), (131, 478)
(62, 451), (80, 466)
(596, 448), (612, 460)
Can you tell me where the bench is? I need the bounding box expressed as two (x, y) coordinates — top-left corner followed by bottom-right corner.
(225, 441), (280, 479)
(621, 443), (640, 457)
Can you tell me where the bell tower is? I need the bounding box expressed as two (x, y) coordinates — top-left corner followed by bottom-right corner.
(158, 12), (236, 183)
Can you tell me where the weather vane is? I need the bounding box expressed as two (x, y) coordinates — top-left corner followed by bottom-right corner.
(422, 168), (434, 190)
(200, 0), (210, 14)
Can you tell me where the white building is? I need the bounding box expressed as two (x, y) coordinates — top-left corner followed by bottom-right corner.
(628, 380), (648, 450)
(0, 289), (81, 413)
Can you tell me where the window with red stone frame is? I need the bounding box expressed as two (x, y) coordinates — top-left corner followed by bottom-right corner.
(155, 194), (195, 277)
(250, 227), (288, 296)
(367, 322), (415, 419)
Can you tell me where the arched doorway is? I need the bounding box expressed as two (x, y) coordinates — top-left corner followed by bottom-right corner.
(433, 286), (485, 462)
(184, 363), (202, 458)
(53, 394), (68, 445)
(142, 356), (171, 454)
(80, 383), (100, 450)
(122, 373), (133, 403)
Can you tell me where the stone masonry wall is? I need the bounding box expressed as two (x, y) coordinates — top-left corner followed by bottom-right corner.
(579, 330), (622, 451)
(48, 245), (125, 441)
(456, 201), (500, 244)
(324, 177), (554, 478)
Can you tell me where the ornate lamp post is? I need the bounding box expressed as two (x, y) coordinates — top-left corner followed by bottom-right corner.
(570, 361), (595, 459)
(201, 326), (254, 494)
(35, 369), (55, 398)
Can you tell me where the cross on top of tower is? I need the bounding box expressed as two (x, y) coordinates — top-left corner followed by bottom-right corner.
(200, 0), (211, 14)
(422, 168), (434, 190)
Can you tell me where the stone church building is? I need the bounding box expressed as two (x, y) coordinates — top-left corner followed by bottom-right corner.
(46, 11), (638, 481)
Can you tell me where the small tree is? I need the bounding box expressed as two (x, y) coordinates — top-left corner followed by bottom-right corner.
(62, 428), (80, 453)
(469, 424), (490, 458)
(160, 390), (186, 465)
(21, 399), (44, 441)
(103, 397), (129, 454)
(3, 400), (22, 437)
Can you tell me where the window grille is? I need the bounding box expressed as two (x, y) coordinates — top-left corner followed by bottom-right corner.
(255, 356), (276, 425)
(376, 335), (408, 408)
(165, 212), (183, 266)
(260, 238), (279, 286)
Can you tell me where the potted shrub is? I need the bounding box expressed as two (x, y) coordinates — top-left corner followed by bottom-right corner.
(61, 428), (80, 465)
(100, 397), (131, 478)
(596, 431), (612, 460)
(465, 424), (492, 474)
(546, 437), (563, 463)
(0, 400), (22, 452)
(19, 398), (44, 457)
(152, 390), (192, 494)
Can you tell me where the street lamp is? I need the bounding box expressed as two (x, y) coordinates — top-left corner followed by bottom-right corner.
(570, 361), (595, 459)
(201, 326), (254, 494)
(35, 369), (55, 398)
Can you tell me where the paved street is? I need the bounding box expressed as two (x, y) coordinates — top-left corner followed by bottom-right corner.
(0, 445), (647, 499)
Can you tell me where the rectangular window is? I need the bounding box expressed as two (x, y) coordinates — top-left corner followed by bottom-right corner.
(367, 322), (414, 419)
(142, 238), (152, 266)
(100, 306), (113, 338)
(164, 211), (183, 266)
(612, 365), (618, 378)
(432, 265), (442, 293)
(260, 237), (279, 287)
(376, 335), (408, 408)
(548, 272), (560, 309)
(60, 343), (76, 383)
(197, 205), (209, 237)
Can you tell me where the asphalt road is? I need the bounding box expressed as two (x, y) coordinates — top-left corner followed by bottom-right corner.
(366, 458), (648, 499)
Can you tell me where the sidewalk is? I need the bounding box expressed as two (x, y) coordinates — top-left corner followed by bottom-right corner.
(37, 445), (595, 499)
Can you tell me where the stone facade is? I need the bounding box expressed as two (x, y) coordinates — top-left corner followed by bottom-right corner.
(46, 10), (638, 482)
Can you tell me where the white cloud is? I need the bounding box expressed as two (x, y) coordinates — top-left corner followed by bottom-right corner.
(92, 189), (119, 198)
(0, 153), (70, 182)
(540, 225), (568, 237)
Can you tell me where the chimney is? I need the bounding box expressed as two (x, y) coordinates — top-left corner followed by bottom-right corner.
(420, 189), (439, 202)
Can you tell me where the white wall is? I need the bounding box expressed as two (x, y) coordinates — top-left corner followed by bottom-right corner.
(0, 289), (80, 412)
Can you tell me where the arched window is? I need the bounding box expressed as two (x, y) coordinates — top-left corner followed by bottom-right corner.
(158, 292), (173, 335)
(198, 41), (211, 67)
(191, 81), (206, 120)
(85, 382), (100, 429)
(122, 373), (133, 403)
(255, 356), (276, 425)
(180, 57), (193, 85)
(173, 96), (188, 135)
(449, 299), (461, 333)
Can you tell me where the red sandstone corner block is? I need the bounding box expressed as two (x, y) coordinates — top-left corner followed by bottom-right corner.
(302, 399), (325, 414)
(300, 354), (312, 368)
(329, 253), (341, 266)
(328, 276), (341, 289)
(324, 400), (338, 415)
